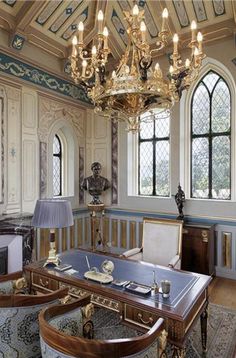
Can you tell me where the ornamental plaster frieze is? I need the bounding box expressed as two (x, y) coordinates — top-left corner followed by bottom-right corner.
(38, 96), (84, 142)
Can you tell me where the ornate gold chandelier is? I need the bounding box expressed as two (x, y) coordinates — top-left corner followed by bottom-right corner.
(70, 4), (205, 132)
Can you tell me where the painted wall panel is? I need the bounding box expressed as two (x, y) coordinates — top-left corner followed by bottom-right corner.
(5, 87), (21, 213)
(22, 91), (37, 130)
(22, 139), (36, 201)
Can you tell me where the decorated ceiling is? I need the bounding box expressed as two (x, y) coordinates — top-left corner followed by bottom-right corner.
(0, 0), (235, 62)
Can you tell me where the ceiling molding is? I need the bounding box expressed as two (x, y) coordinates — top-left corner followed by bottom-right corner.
(0, 9), (15, 31)
(15, 1), (47, 31)
(27, 28), (67, 58)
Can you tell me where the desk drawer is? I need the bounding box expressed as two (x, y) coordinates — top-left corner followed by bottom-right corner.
(124, 304), (159, 329)
(32, 273), (59, 292)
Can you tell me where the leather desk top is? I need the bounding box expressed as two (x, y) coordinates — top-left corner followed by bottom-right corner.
(57, 250), (201, 308)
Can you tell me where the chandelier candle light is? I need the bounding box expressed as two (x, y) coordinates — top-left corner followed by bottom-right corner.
(71, 5), (205, 132)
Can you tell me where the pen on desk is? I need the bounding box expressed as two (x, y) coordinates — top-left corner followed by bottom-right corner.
(86, 256), (91, 271)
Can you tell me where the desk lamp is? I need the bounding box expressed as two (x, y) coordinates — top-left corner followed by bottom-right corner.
(32, 199), (74, 267)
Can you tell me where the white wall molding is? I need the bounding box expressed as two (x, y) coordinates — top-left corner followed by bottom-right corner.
(22, 87), (38, 212)
(4, 85), (21, 214)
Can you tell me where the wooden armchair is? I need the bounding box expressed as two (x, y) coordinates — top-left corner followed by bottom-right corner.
(39, 296), (166, 358)
(123, 217), (183, 268)
(0, 271), (28, 294)
(0, 285), (68, 358)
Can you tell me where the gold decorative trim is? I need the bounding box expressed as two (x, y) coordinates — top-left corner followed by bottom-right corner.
(201, 230), (208, 243)
(222, 232), (232, 269)
(59, 282), (89, 298)
(91, 293), (120, 312)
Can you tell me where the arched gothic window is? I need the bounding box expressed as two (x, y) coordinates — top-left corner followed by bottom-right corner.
(191, 70), (231, 199)
(138, 111), (170, 196)
(53, 134), (62, 196)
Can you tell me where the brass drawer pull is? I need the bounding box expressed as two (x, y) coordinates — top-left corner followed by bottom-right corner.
(137, 313), (153, 325)
(39, 278), (49, 287)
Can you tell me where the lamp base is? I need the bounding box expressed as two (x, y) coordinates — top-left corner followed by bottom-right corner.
(43, 246), (60, 267)
(43, 256), (60, 267)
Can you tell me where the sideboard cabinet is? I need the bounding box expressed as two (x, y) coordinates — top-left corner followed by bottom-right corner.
(181, 223), (215, 276)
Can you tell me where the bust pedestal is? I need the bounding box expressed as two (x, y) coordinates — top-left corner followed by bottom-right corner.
(87, 204), (105, 251)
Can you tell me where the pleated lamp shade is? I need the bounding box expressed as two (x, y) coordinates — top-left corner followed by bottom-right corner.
(32, 199), (74, 229)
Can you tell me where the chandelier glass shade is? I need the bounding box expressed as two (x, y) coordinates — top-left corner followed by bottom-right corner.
(70, 5), (205, 132)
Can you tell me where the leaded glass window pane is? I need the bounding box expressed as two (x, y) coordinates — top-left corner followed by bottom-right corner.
(53, 135), (62, 196)
(212, 136), (230, 199)
(191, 71), (231, 200)
(139, 118), (154, 139)
(202, 72), (219, 92)
(139, 111), (170, 197)
(155, 141), (169, 196)
(155, 115), (169, 138)
(192, 138), (209, 198)
(53, 136), (60, 154)
(139, 142), (153, 195)
(53, 157), (61, 196)
(192, 84), (210, 135)
(212, 80), (230, 132)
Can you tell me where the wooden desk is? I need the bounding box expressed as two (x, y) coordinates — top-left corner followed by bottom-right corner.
(25, 249), (211, 357)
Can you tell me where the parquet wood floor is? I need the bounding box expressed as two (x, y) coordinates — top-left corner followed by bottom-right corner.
(209, 276), (236, 309)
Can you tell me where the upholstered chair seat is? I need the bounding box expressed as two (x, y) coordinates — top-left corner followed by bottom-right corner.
(0, 285), (68, 358)
(39, 296), (166, 358)
(123, 218), (183, 269)
(0, 271), (28, 294)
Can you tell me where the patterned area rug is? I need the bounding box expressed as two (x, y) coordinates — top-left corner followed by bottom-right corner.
(184, 303), (236, 358)
(93, 303), (236, 358)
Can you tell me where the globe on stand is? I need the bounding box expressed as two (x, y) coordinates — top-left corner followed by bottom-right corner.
(101, 260), (114, 275)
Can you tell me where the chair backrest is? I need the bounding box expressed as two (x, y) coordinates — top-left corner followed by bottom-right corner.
(0, 287), (68, 358)
(0, 271), (23, 282)
(142, 217), (183, 266)
(39, 296), (165, 358)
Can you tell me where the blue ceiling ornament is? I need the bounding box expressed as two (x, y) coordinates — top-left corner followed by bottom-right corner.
(11, 34), (25, 51)
(3, 0), (16, 6)
(64, 60), (71, 75)
(138, 0), (145, 7)
(66, 7), (73, 15)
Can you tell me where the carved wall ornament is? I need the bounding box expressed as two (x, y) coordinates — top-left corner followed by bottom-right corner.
(9, 143), (16, 162)
(38, 97), (84, 142)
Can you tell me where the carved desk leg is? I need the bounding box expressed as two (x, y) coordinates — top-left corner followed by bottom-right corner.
(200, 302), (208, 354)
